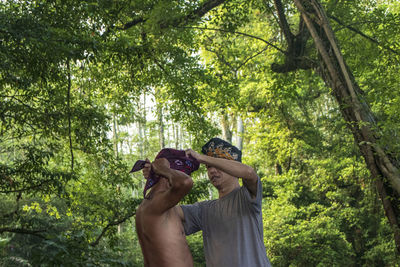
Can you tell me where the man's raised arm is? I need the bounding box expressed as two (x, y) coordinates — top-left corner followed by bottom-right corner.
(146, 158), (193, 214)
(185, 149), (258, 197)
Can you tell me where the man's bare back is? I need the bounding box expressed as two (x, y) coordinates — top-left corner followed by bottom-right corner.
(136, 201), (193, 267)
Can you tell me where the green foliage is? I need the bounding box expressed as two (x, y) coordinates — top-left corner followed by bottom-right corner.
(1, 0), (400, 265)
(187, 232), (206, 267)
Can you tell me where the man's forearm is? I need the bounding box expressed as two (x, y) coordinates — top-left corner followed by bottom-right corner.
(199, 154), (257, 181)
(154, 164), (192, 188)
(169, 169), (193, 189)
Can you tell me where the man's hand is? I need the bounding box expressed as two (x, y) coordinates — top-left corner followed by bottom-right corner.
(152, 158), (170, 176)
(144, 157), (193, 214)
(185, 149), (204, 163)
(142, 158), (151, 178)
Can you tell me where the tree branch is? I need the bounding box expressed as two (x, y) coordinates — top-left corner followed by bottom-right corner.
(0, 227), (46, 238)
(329, 15), (400, 56)
(204, 47), (235, 70)
(270, 0), (313, 73)
(0, 180), (52, 193)
(122, 17), (146, 30)
(122, 0), (226, 30)
(182, 0), (226, 25)
(274, 0), (295, 44)
(236, 46), (270, 71)
(180, 26), (285, 54)
(90, 210), (136, 247)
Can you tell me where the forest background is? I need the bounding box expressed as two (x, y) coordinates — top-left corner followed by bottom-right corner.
(1, 0), (400, 266)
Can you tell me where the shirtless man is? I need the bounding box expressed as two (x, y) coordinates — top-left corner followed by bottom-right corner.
(135, 156), (195, 267)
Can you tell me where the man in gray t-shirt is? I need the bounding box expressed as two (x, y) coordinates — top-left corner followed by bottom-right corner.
(182, 138), (271, 267)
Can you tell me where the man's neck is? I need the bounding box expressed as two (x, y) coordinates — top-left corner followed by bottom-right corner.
(218, 182), (240, 198)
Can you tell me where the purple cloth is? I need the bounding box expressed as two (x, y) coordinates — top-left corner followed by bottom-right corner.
(130, 148), (200, 197)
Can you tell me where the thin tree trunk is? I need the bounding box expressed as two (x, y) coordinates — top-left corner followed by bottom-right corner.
(221, 112), (233, 143)
(112, 112), (119, 158)
(175, 123), (179, 149)
(142, 93), (147, 154)
(180, 123), (184, 149)
(237, 115), (244, 150)
(167, 120), (171, 148)
(66, 59), (74, 171)
(112, 112), (121, 234)
(138, 120), (144, 158)
(157, 105), (165, 149)
(275, 163), (283, 175)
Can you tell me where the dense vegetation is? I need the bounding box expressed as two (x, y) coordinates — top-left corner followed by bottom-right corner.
(1, 0), (400, 266)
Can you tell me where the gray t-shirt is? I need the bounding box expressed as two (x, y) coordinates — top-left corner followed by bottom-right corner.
(181, 178), (271, 267)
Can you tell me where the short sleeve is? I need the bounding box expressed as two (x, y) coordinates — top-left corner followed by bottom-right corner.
(181, 202), (203, 235)
(243, 176), (262, 213)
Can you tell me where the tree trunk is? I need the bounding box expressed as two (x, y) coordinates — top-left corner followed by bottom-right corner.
(292, 0), (400, 252)
(112, 112), (119, 158)
(137, 93), (147, 158)
(142, 93), (147, 154)
(66, 59), (74, 171)
(174, 123), (179, 149)
(180, 122), (184, 149)
(157, 105), (165, 149)
(237, 115), (244, 151)
(221, 112), (233, 143)
(112, 112), (121, 235)
(275, 163), (283, 175)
